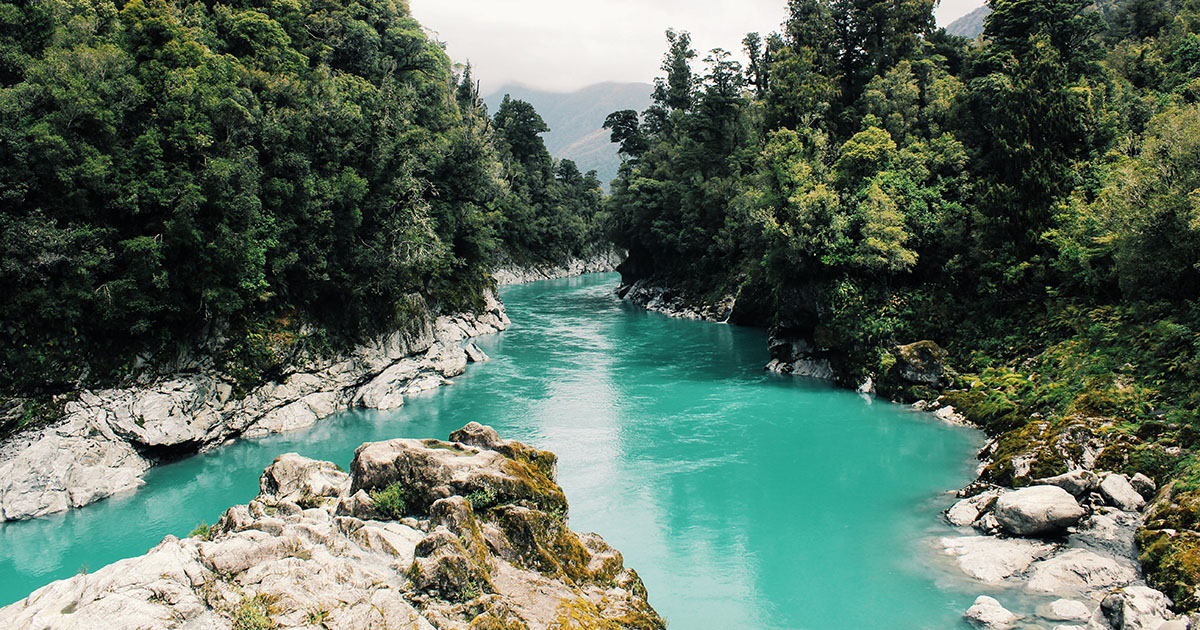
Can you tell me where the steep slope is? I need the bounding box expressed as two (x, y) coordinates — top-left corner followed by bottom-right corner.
(484, 83), (652, 186)
(946, 5), (991, 38)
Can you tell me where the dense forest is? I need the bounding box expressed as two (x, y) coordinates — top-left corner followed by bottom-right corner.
(0, 0), (604, 402)
(603, 0), (1200, 609)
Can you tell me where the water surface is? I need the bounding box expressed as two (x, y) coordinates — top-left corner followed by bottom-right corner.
(0, 273), (990, 628)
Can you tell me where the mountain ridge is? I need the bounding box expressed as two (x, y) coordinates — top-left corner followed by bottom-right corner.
(484, 82), (653, 187)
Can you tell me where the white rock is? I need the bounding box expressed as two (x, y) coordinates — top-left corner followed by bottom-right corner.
(1101, 586), (1179, 630)
(947, 490), (1003, 527)
(994, 485), (1085, 536)
(1044, 598), (1092, 621)
(941, 536), (1056, 583)
(1100, 473), (1147, 511)
(1026, 549), (1137, 595)
(1037, 470), (1101, 498)
(965, 596), (1019, 629)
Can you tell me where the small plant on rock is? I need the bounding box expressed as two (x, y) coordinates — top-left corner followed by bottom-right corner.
(369, 482), (407, 519)
(190, 521), (214, 540)
(231, 593), (279, 630)
(465, 486), (498, 511)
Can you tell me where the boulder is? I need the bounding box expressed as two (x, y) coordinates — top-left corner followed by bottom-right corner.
(994, 485), (1085, 536)
(893, 340), (948, 385)
(947, 490), (1004, 527)
(1100, 586), (1179, 630)
(258, 453), (350, 505)
(965, 596), (1019, 629)
(1130, 473), (1157, 501)
(1026, 549), (1137, 595)
(1037, 470), (1101, 498)
(1099, 474), (1146, 512)
(349, 437), (567, 517)
(941, 536), (1057, 583)
(1043, 599), (1092, 622)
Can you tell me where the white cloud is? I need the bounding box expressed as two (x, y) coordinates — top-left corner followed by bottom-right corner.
(408, 0), (987, 93)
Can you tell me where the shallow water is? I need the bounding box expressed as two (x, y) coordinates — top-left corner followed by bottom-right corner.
(0, 273), (996, 628)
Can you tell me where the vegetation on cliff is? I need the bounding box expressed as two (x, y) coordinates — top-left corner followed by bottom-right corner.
(604, 0), (1200, 609)
(0, 0), (604, 411)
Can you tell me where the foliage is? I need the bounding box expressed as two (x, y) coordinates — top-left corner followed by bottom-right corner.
(369, 481), (407, 519)
(189, 521), (213, 541)
(231, 593), (278, 630)
(0, 0), (601, 401)
(603, 0), (1200, 610)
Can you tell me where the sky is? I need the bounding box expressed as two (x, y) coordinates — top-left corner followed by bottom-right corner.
(408, 0), (987, 94)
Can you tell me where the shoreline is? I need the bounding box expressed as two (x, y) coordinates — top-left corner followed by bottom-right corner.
(616, 278), (1186, 629)
(0, 292), (510, 523)
(0, 255), (628, 525)
(0, 423), (666, 629)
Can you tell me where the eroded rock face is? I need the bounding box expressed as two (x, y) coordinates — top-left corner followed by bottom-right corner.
(994, 485), (1086, 537)
(0, 424), (665, 630)
(0, 297), (509, 522)
(493, 249), (625, 286)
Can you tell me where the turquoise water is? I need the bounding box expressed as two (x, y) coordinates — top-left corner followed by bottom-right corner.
(0, 273), (988, 628)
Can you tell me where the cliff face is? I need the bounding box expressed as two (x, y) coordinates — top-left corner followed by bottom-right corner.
(0, 294), (509, 522)
(492, 250), (626, 286)
(0, 423), (665, 630)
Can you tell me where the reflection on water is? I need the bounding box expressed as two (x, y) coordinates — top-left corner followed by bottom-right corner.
(1, 273), (989, 629)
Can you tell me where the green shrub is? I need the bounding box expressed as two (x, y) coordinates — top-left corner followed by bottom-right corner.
(369, 482), (408, 519)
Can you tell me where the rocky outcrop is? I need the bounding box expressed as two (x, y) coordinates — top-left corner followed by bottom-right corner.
(0, 424), (665, 630)
(493, 249), (625, 286)
(0, 294), (510, 522)
(765, 336), (835, 380)
(616, 280), (736, 323)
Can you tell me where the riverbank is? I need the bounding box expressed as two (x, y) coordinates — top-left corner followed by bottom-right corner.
(0, 293), (508, 522)
(493, 249), (626, 286)
(615, 277), (1193, 628)
(0, 422), (665, 629)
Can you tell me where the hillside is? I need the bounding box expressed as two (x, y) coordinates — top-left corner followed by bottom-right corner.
(484, 82), (653, 187)
(945, 4), (991, 38)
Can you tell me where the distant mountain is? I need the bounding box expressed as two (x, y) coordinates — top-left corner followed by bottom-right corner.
(945, 5), (991, 39)
(484, 82), (653, 188)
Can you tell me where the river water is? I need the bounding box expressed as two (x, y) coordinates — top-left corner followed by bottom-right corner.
(0, 273), (991, 628)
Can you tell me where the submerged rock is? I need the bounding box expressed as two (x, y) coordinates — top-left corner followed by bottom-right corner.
(993, 485), (1086, 537)
(0, 424), (665, 630)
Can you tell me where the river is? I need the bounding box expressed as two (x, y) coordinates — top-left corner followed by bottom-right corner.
(0, 272), (988, 628)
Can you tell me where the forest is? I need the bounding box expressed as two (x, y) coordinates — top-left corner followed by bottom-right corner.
(603, 0), (1200, 608)
(0, 0), (605, 399)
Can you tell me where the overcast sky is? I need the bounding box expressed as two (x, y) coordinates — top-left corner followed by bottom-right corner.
(409, 0), (986, 93)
